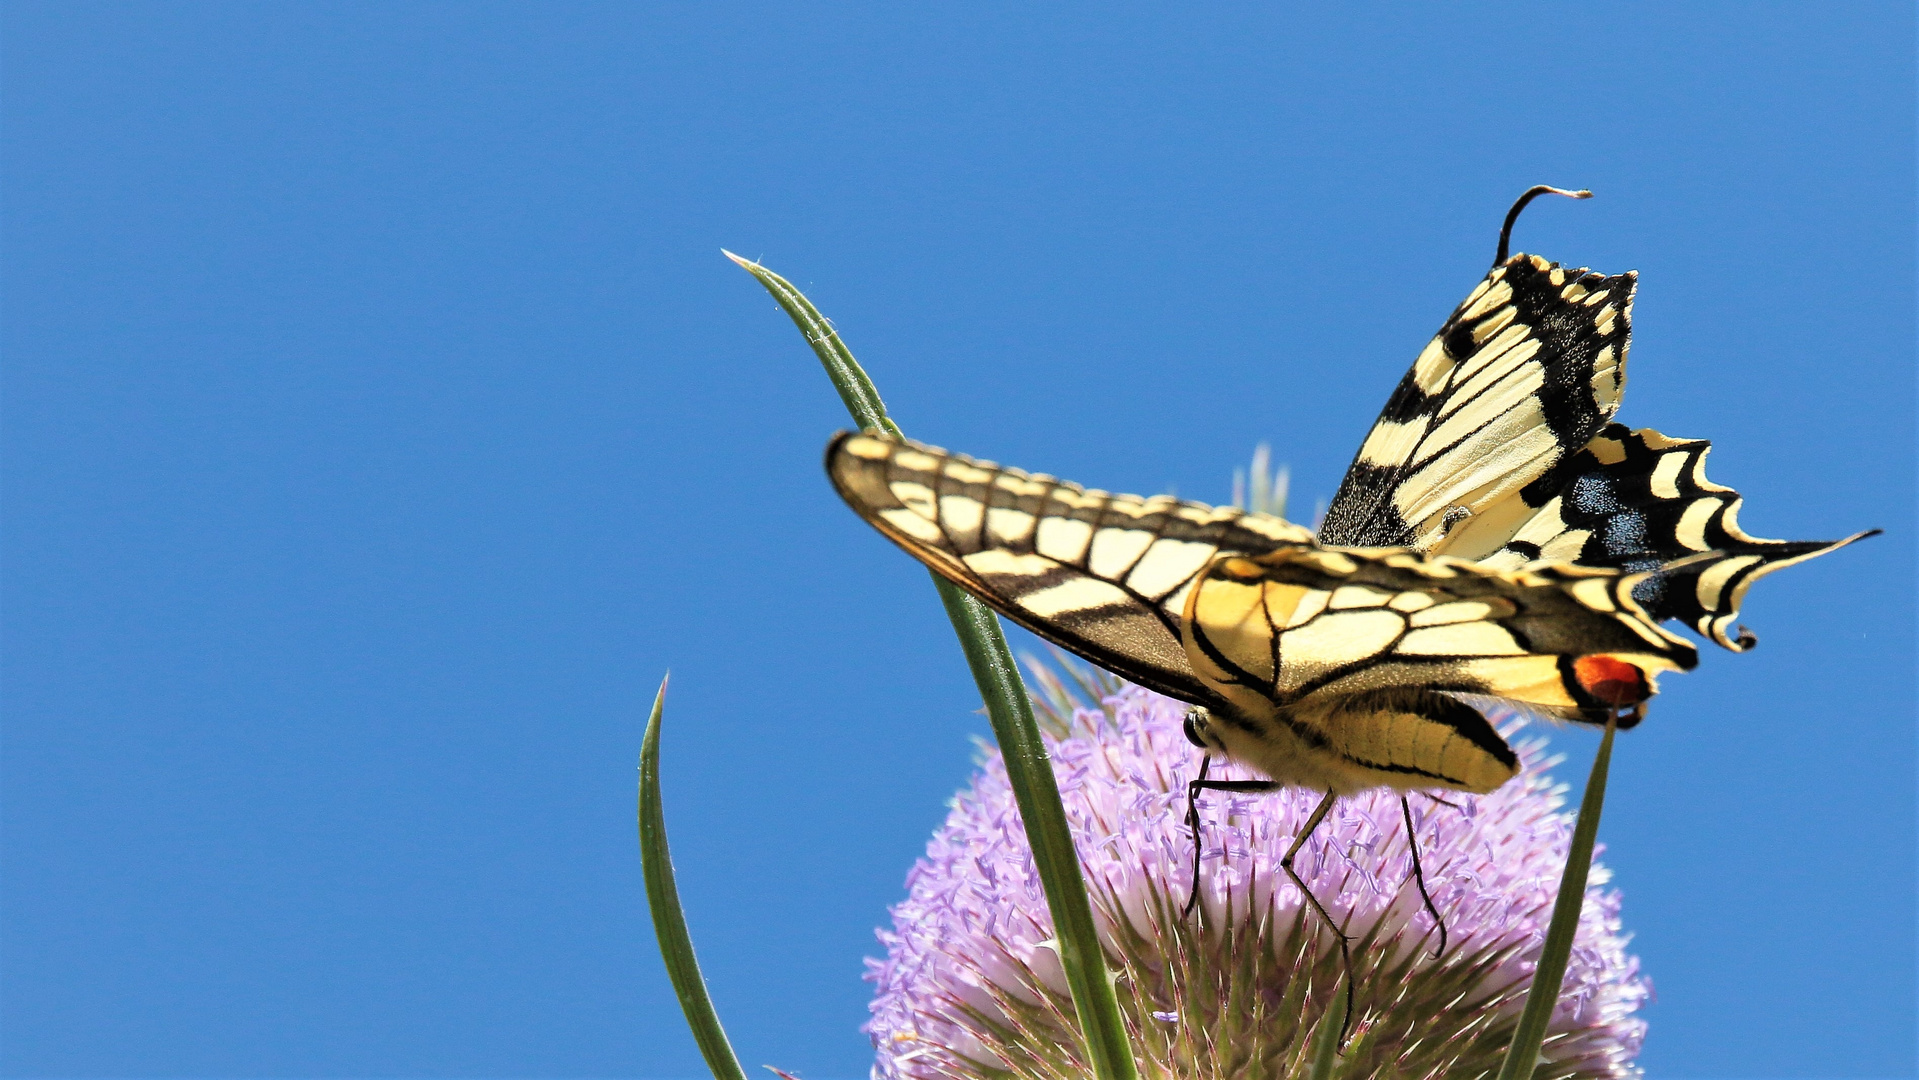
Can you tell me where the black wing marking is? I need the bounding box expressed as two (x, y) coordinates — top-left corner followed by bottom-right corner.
(1182, 545), (1698, 720)
(826, 431), (1314, 707)
(1320, 254), (1635, 551)
(1442, 424), (1879, 650)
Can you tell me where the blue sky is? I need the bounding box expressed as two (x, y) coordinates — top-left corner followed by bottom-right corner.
(2, 4), (1912, 1078)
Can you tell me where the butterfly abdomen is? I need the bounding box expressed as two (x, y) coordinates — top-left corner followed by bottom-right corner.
(1196, 689), (1522, 795)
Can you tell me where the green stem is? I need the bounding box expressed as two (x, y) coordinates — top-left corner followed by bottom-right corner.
(1306, 978), (1348, 1080)
(935, 581), (1137, 1080)
(1495, 717), (1617, 1080)
(731, 252), (1138, 1080)
(639, 676), (751, 1080)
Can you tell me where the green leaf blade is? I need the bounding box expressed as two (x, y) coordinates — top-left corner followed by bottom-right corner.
(639, 675), (751, 1080)
(725, 250), (900, 438)
(733, 253), (1138, 1080)
(934, 580), (1138, 1080)
(1306, 972), (1349, 1080)
(1495, 717), (1618, 1080)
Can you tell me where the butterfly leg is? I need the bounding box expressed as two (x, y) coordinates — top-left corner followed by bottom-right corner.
(1181, 756), (1284, 918)
(1182, 755), (1212, 919)
(1279, 790), (1356, 1048)
(1399, 795), (1448, 960)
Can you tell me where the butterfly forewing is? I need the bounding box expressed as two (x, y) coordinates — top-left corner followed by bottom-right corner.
(1180, 546), (1697, 725)
(1319, 255), (1635, 552)
(1438, 423), (1878, 650)
(826, 430), (1314, 706)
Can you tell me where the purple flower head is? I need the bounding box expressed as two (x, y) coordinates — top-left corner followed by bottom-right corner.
(865, 665), (1649, 1080)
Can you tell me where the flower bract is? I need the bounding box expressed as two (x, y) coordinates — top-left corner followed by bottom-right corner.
(864, 665), (1649, 1080)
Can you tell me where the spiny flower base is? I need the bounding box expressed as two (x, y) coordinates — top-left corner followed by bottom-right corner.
(864, 673), (1647, 1080)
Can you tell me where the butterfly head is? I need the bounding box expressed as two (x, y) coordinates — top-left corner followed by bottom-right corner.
(1182, 707), (1219, 752)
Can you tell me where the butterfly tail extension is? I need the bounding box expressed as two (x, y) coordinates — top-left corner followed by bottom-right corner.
(1680, 529), (1879, 650)
(1458, 424), (1881, 650)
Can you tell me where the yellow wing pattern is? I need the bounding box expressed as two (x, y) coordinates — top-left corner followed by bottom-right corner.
(826, 430), (1312, 708)
(1182, 546), (1694, 715)
(1173, 547), (1696, 793)
(1432, 423), (1879, 650)
(829, 431), (1703, 794)
(1319, 254), (1635, 552)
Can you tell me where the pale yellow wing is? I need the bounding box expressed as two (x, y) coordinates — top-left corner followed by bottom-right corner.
(827, 431), (1314, 707)
(1319, 255), (1635, 552)
(1182, 545), (1698, 724)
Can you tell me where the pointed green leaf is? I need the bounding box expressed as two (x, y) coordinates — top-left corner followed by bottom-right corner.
(731, 253), (1138, 1080)
(1495, 717), (1618, 1080)
(723, 250), (899, 438)
(639, 675), (750, 1080)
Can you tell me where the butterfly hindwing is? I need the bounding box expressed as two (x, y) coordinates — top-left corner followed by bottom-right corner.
(1180, 545), (1698, 726)
(1437, 423), (1879, 650)
(826, 431), (1314, 706)
(1319, 254), (1635, 551)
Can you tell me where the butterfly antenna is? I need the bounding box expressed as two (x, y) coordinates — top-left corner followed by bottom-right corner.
(1400, 795), (1448, 960)
(1496, 185), (1593, 265)
(1182, 754), (1214, 919)
(1281, 791), (1357, 1047)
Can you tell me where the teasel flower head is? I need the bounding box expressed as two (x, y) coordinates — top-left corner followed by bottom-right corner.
(863, 662), (1650, 1080)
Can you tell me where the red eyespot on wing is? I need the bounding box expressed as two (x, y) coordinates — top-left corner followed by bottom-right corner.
(1573, 655), (1651, 707)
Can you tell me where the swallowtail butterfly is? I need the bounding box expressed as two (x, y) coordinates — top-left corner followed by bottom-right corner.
(824, 187), (1875, 1030)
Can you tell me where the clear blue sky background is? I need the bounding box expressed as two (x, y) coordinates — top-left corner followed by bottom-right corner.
(2, 4), (1912, 1078)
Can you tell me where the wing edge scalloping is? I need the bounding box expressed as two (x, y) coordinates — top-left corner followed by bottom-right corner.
(1465, 423), (1881, 650)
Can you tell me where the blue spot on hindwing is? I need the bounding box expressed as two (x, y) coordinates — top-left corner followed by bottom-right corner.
(1625, 556), (1668, 612)
(1569, 474), (1622, 518)
(1604, 511), (1649, 554)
